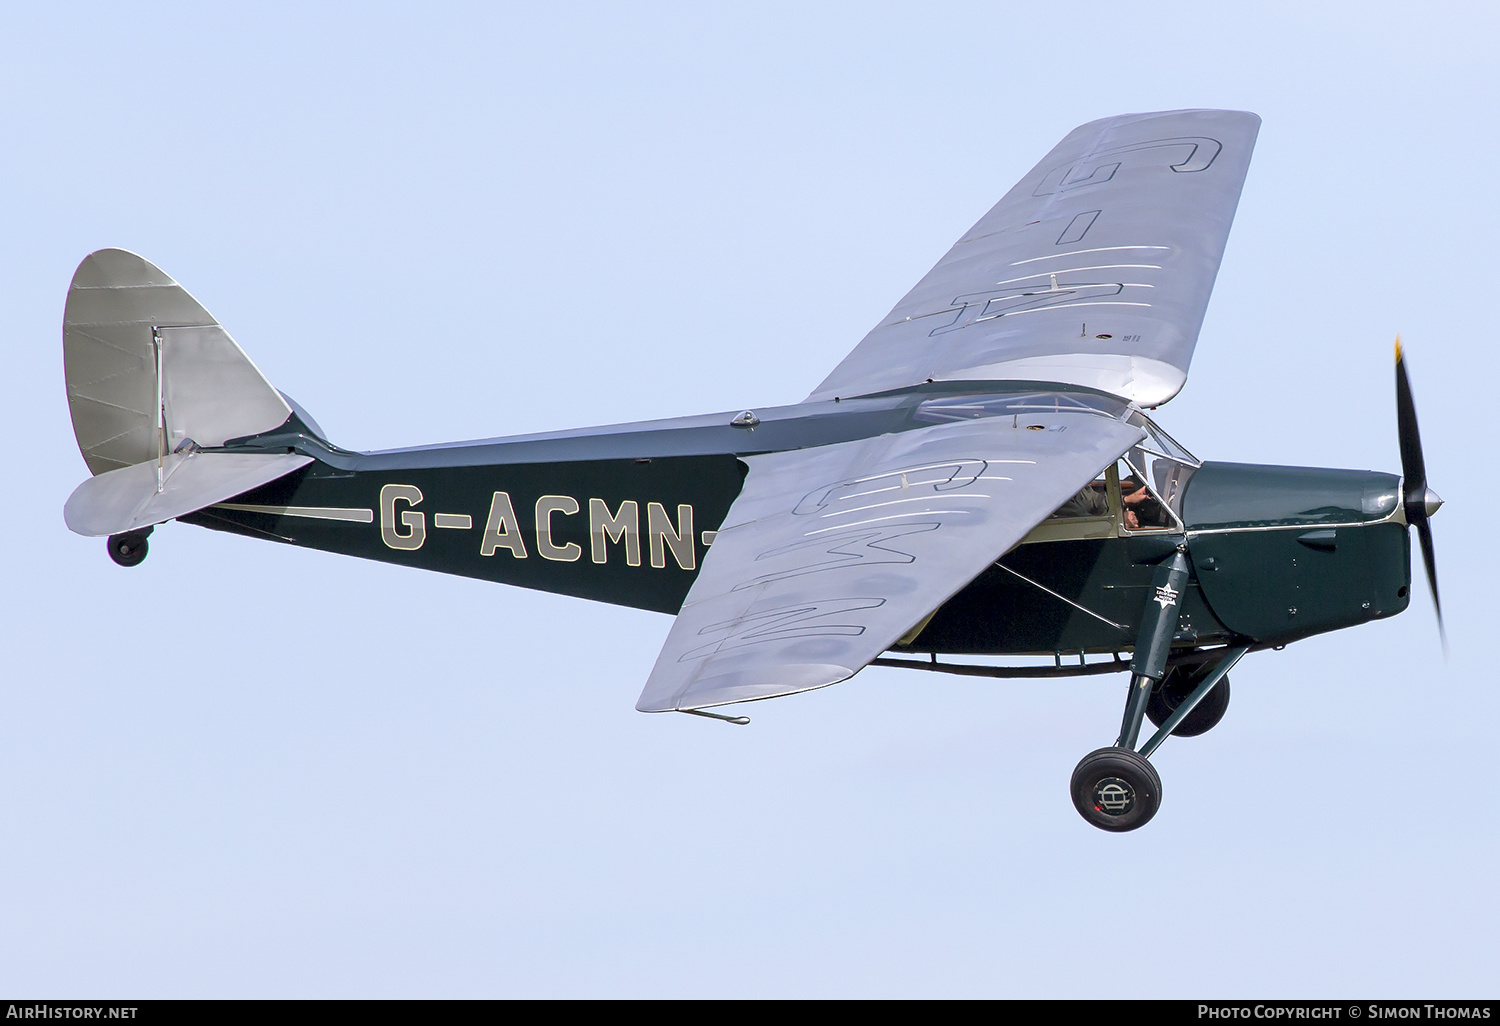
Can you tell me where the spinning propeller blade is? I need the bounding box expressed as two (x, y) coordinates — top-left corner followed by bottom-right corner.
(1394, 337), (1445, 652)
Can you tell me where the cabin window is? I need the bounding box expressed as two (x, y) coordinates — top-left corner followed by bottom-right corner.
(924, 398), (1199, 534)
(1119, 413), (1199, 531)
(1120, 451), (1194, 531)
(1046, 455), (1190, 532)
(1056, 471), (1116, 522)
(1119, 459), (1173, 530)
(1128, 412), (1199, 466)
(1049, 468), (1114, 520)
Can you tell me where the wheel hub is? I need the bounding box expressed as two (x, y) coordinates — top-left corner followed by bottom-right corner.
(1092, 777), (1136, 815)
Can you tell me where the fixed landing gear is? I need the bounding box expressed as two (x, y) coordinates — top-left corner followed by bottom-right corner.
(107, 527), (152, 567)
(1071, 646), (1247, 832)
(1069, 546), (1248, 832)
(1147, 664), (1231, 737)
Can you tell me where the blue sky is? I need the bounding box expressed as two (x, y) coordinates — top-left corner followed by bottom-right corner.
(2, 1), (1496, 997)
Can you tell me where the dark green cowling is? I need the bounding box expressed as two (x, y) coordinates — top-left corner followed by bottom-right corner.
(1182, 462), (1410, 643)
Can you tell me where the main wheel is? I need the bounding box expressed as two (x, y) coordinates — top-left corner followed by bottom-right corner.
(107, 531), (150, 567)
(1070, 746), (1162, 832)
(1146, 664), (1230, 737)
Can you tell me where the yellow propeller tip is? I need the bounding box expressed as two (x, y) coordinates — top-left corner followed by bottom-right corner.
(1394, 335), (1403, 361)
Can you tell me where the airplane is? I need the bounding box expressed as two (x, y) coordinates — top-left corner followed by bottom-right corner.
(60, 109), (1443, 832)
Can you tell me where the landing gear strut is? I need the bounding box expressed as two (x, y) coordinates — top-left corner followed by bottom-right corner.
(1069, 546), (1247, 832)
(107, 527), (152, 567)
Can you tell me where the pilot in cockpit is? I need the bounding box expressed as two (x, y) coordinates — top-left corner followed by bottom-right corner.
(1119, 474), (1167, 529)
(1052, 479), (1110, 520)
(1050, 471), (1164, 529)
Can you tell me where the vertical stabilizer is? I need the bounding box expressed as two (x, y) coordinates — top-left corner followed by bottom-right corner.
(62, 250), (313, 538)
(63, 249), (292, 475)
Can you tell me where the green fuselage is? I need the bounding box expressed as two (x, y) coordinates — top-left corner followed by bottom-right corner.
(186, 382), (1411, 659)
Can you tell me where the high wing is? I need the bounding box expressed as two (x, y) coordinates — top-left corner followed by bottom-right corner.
(808, 109), (1259, 407)
(636, 402), (1146, 712)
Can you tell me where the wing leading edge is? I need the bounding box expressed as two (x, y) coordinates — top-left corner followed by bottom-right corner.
(808, 109), (1259, 407)
(636, 403), (1146, 713)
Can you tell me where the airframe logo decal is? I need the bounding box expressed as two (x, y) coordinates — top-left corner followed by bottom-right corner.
(1153, 582), (1180, 610)
(1093, 777), (1136, 815)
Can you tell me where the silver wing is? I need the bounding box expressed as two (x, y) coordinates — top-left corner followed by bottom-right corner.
(808, 109), (1259, 407)
(636, 404), (1145, 712)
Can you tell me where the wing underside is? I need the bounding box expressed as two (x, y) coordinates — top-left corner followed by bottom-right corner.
(808, 109), (1260, 407)
(636, 402), (1146, 712)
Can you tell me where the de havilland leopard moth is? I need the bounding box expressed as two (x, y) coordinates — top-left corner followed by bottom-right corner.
(61, 109), (1443, 831)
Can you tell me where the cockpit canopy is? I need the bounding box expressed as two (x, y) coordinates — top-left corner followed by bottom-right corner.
(914, 391), (1201, 537)
(1040, 412), (1199, 534)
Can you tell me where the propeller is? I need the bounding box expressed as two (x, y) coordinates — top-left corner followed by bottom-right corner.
(1394, 337), (1446, 652)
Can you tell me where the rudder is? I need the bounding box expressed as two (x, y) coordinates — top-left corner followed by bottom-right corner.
(63, 250), (314, 538)
(64, 249), (294, 471)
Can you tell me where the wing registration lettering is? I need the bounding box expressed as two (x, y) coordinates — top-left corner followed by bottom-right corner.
(1056, 210), (1101, 245)
(793, 459), (988, 515)
(678, 597), (887, 662)
(732, 522), (940, 590)
(1032, 135), (1224, 196)
(929, 282), (1137, 336)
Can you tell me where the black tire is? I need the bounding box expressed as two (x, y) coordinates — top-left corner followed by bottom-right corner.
(1070, 746), (1162, 832)
(1146, 664), (1230, 738)
(107, 531), (150, 567)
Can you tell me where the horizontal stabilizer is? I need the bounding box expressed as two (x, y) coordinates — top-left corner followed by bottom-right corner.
(64, 452), (311, 537)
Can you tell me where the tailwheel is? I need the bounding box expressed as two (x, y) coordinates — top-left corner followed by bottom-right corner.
(107, 528), (152, 567)
(1147, 664), (1231, 737)
(1070, 747), (1162, 832)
